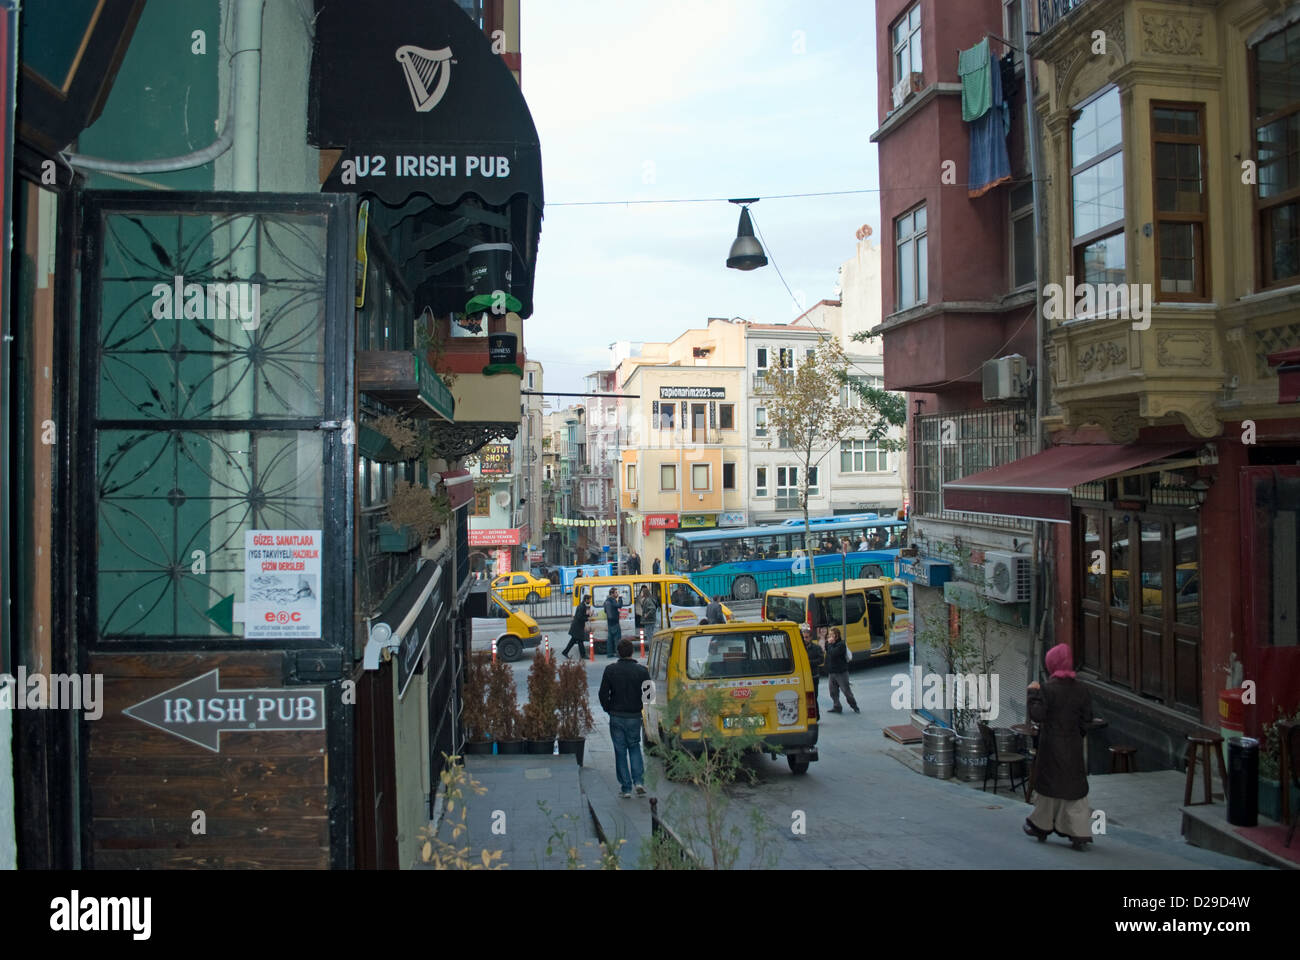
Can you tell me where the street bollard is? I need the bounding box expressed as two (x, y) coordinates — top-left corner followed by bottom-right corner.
(491, 638), (497, 663)
(589, 633), (595, 662)
(639, 629), (645, 659)
(544, 635), (550, 661)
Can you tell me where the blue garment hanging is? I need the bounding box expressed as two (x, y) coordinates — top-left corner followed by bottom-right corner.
(968, 51), (1011, 197)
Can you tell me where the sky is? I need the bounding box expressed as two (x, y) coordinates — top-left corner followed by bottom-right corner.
(519, 0), (881, 396)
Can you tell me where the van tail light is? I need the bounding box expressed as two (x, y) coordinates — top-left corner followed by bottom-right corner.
(805, 691), (818, 721)
(760, 600), (766, 620)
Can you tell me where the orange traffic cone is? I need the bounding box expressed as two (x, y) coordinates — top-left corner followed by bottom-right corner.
(639, 629), (645, 659)
(491, 638), (497, 663)
(589, 633), (595, 662)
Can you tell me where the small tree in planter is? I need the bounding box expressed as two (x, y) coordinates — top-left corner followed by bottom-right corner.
(1259, 705), (1300, 822)
(521, 652), (560, 752)
(462, 652), (492, 751)
(556, 660), (595, 764)
(485, 658), (523, 752)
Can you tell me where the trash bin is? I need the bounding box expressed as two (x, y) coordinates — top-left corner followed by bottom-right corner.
(1226, 736), (1259, 827)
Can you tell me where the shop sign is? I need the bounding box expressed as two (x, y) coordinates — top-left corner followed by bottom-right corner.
(642, 514), (679, 535)
(679, 514), (718, 529)
(480, 444), (511, 474)
(659, 386), (725, 399)
(719, 511), (748, 527)
(469, 527), (521, 547)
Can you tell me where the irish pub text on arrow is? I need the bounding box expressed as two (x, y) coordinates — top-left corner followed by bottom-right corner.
(122, 669), (325, 752)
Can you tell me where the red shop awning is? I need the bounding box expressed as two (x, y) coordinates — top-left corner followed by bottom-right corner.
(438, 469), (475, 510)
(942, 442), (1193, 523)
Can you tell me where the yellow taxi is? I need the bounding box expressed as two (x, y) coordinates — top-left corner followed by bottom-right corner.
(572, 573), (732, 642)
(491, 571), (553, 604)
(642, 620), (819, 774)
(761, 578), (910, 662)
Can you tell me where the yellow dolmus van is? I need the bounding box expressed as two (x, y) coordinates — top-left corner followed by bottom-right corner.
(470, 591), (541, 661)
(761, 578), (910, 661)
(573, 573), (732, 642)
(641, 621), (819, 774)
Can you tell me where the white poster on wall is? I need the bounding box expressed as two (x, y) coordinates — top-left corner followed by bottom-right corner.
(244, 530), (322, 639)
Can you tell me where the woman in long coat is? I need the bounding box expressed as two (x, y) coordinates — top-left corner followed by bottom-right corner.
(1024, 643), (1095, 850)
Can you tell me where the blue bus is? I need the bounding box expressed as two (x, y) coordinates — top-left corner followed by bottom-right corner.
(669, 513), (909, 601)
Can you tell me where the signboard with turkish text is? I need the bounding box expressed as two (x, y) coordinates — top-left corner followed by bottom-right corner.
(469, 527), (522, 547)
(244, 530), (322, 638)
(679, 514), (718, 529)
(480, 444), (512, 474)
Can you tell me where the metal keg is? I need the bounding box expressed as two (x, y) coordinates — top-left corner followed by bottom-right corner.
(955, 731), (987, 781)
(994, 727), (1019, 779)
(922, 725), (955, 779)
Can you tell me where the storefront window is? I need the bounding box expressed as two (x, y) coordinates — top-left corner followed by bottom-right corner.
(1082, 511), (1102, 600)
(1109, 515), (1129, 611)
(1174, 521), (1200, 627)
(1140, 520), (1162, 618)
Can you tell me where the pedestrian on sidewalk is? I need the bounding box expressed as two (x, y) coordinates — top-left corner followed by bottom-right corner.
(800, 623), (824, 702)
(628, 550), (641, 575)
(702, 595), (726, 625)
(1023, 643), (1094, 850)
(562, 597), (591, 659)
(824, 627), (859, 714)
(638, 585), (657, 632)
(652, 557), (661, 575)
(598, 639), (650, 799)
(604, 587), (624, 658)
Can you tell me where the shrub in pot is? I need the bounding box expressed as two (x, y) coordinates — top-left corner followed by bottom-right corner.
(1259, 706), (1300, 822)
(487, 658), (524, 754)
(462, 651), (493, 753)
(556, 659), (594, 766)
(522, 652), (559, 753)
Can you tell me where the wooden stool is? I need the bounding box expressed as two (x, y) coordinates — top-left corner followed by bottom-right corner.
(1183, 734), (1227, 806)
(1109, 745), (1137, 773)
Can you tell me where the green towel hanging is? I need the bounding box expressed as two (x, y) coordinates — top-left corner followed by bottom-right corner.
(959, 37), (992, 123)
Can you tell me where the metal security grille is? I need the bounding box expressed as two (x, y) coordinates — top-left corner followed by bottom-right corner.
(913, 409), (1034, 531)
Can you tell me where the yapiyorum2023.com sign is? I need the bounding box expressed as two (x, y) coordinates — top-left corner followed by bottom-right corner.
(659, 386), (726, 399)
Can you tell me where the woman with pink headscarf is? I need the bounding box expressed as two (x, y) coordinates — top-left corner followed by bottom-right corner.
(1023, 643), (1095, 850)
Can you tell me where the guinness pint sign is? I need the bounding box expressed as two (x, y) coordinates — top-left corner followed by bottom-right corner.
(484, 333), (521, 377)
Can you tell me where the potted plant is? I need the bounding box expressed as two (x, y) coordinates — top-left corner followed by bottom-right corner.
(556, 659), (594, 766)
(382, 480), (450, 552)
(487, 658), (524, 754)
(1259, 706), (1300, 822)
(462, 652), (493, 754)
(522, 651), (559, 754)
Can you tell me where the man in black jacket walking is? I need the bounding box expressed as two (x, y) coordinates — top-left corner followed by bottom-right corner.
(800, 623), (824, 702)
(562, 599), (591, 659)
(598, 639), (651, 798)
(824, 627), (859, 713)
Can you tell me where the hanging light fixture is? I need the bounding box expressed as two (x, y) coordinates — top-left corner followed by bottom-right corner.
(726, 198), (767, 271)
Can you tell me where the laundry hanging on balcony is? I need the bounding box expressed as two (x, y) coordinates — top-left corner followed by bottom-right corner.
(959, 37), (1012, 198)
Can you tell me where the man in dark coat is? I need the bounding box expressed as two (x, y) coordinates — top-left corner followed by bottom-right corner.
(824, 627), (859, 713)
(1024, 643), (1095, 849)
(562, 599), (591, 659)
(599, 639), (651, 798)
(652, 557), (662, 575)
(627, 550), (641, 575)
(603, 588), (624, 658)
(800, 623), (824, 702)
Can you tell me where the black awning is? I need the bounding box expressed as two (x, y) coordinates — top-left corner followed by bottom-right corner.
(310, 0), (542, 211)
(310, 0), (542, 318)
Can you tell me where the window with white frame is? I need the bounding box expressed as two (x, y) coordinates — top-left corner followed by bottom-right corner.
(660, 463), (677, 491)
(718, 403), (735, 429)
(776, 466), (799, 509)
(626, 463), (637, 491)
(755, 466), (769, 497)
(651, 401), (676, 430)
(896, 204), (928, 310)
(807, 466), (819, 496)
(755, 406), (768, 437)
(1072, 86), (1125, 288)
(1003, 0), (1023, 71)
(891, 4), (922, 87)
(778, 347), (794, 369)
(756, 347), (768, 370)
(691, 463), (711, 491)
(841, 440), (889, 473)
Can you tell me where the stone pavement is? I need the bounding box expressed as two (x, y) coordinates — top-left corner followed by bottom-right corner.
(473, 649), (1272, 870)
(453, 755), (596, 869)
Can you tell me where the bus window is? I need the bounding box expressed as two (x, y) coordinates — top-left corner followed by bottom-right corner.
(753, 534), (783, 559)
(696, 541), (725, 570)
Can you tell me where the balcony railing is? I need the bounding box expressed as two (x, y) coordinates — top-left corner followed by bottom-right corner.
(1037, 0), (1095, 36)
(752, 372), (772, 393)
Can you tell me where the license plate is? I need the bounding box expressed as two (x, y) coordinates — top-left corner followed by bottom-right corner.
(722, 715), (765, 729)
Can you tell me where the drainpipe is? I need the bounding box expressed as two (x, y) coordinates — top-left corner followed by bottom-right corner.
(1022, 0), (1050, 684)
(231, 0), (265, 192)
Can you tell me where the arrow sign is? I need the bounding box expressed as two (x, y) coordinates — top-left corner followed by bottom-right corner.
(122, 669), (326, 753)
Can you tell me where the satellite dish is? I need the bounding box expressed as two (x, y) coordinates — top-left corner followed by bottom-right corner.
(495, 492), (511, 508)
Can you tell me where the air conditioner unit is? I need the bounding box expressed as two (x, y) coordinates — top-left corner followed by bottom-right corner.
(984, 550), (1031, 603)
(982, 355), (1029, 402)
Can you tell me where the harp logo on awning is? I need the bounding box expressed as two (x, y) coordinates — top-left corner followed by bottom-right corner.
(396, 44), (454, 113)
